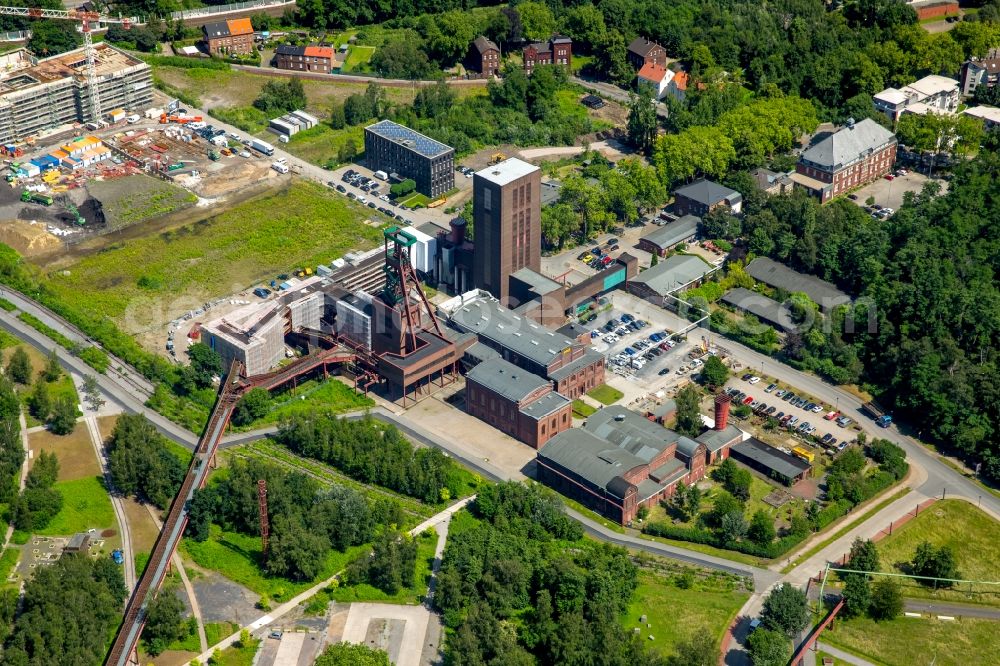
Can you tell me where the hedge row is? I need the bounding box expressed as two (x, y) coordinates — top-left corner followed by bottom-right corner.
(17, 312), (110, 374)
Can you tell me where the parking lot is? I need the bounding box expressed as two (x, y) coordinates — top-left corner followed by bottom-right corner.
(846, 170), (945, 213)
(723, 375), (859, 455)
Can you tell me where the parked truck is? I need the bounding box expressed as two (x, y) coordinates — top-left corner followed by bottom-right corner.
(20, 190), (52, 206)
(863, 401), (892, 428)
(250, 138), (275, 156)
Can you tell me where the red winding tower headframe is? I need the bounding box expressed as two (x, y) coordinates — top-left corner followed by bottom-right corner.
(381, 226), (445, 351)
(257, 479), (269, 556)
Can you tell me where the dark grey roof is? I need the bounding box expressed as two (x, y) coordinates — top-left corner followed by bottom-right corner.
(745, 257), (851, 311)
(675, 435), (705, 459)
(471, 35), (499, 54)
(520, 391), (571, 419)
(640, 214), (700, 249)
(584, 405), (679, 464)
(630, 254), (714, 296)
(555, 321), (589, 340)
(465, 357), (549, 402)
(538, 429), (644, 498)
(628, 37), (661, 57)
(731, 438), (810, 480)
(799, 119), (896, 171)
(552, 35), (572, 44)
(203, 21), (229, 38)
(548, 348), (604, 382)
(449, 297), (575, 368)
(540, 180), (563, 207)
(511, 267), (562, 296)
(696, 424), (744, 453)
(365, 120), (453, 159)
(650, 399), (676, 419)
(275, 44), (305, 56)
(464, 341), (501, 365)
(674, 179), (741, 207)
(721, 287), (794, 330)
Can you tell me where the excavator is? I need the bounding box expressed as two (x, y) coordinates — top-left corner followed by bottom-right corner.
(489, 151), (506, 165)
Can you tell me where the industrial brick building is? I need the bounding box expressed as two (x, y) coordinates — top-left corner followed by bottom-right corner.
(0, 45), (152, 145)
(471, 158), (541, 304)
(275, 45), (334, 73)
(536, 401), (743, 525)
(792, 119), (897, 203)
(201, 18), (255, 56)
(465, 357), (572, 448)
(441, 292), (606, 400)
(364, 120), (455, 198)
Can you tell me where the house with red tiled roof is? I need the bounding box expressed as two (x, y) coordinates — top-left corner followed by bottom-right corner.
(275, 44), (334, 73)
(637, 61), (671, 100)
(202, 18), (255, 56)
(667, 70), (688, 101)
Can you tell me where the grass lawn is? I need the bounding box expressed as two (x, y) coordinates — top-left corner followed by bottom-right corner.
(22, 370), (80, 429)
(0, 548), (19, 587)
(282, 124), (364, 168)
(815, 650), (849, 665)
(37, 476), (116, 537)
(212, 636), (261, 666)
(121, 498), (160, 553)
(397, 192), (431, 208)
(96, 415), (118, 442)
(824, 615), (1000, 666)
(875, 499), (1000, 605)
(28, 427), (100, 481)
(180, 524), (369, 602)
(234, 378), (373, 430)
(622, 566), (749, 657)
(342, 45), (376, 72)
(587, 384), (624, 405)
(45, 180), (385, 330)
(572, 399), (596, 418)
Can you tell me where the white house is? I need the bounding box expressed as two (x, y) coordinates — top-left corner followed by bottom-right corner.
(873, 75), (960, 122)
(637, 62), (672, 100)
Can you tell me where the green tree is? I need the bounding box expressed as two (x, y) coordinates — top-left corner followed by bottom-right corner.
(561, 4), (607, 54)
(186, 343), (223, 389)
(6, 347), (31, 385)
(673, 384), (703, 437)
(540, 202), (579, 249)
(701, 356), (729, 387)
(517, 1), (556, 41)
(370, 37), (435, 80)
(911, 541), (959, 585)
(666, 627), (717, 666)
(596, 30), (634, 85)
(42, 349), (61, 382)
(29, 376), (51, 421)
(761, 583), (809, 637)
(844, 537), (880, 574)
(719, 510), (748, 543)
(48, 395), (79, 435)
(708, 490), (743, 528)
(253, 78), (307, 114)
(231, 388), (271, 427)
(142, 588), (187, 656)
(28, 20), (81, 56)
(82, 374), (104, 411)
(266, 515), (330, 581)
(619, 158), (666, 212)
(315, 643), (391, 666)
(746, 627), (789, 666)
(869, 578), (903, 620)
(329, 102), (346, 129)
(841, 573), (872, 619)
(627, 95), (658, 154)
(747, 509), (776, 546)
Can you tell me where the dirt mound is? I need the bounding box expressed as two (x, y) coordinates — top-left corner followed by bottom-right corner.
(196, 161), (274, 198)
(0, 220), (61, 256)
(101, 528), (117, 538)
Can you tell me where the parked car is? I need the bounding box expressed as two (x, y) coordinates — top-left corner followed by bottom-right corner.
(658, 368), (671, 376)
(748, 376), (761, 385)
(774, 389), (786, 398)
(765, 383), (777, 393)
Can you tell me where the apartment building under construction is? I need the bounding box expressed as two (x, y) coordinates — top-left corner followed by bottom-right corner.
(0, 44), (152, 145)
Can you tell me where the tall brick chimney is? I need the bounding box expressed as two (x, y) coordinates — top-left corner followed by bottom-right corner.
(449, 217), (467, 244)
(714, 393), (731, 431)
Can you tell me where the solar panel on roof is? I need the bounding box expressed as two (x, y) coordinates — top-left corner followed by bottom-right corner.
(366, 120), (452, 158)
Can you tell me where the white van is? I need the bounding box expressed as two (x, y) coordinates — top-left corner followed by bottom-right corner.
(271, 162), (289, 174)
(374, 170), (388, 181)
(278, 134), (289, 144)
(126, 114), (140, 124)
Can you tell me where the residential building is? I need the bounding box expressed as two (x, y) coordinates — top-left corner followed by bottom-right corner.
(637, 214), (699, 256)
(465, 36), (500, 78)
(363, 120), (455, 198)
(793, 118), (897, 203)
(960, 49), (1000, 97)
(627, 37), (666, 70)
(0, 45), (152, 145)
(201, 18), (255, 56)
(626, 253), (715, 307)
(666, 70), (688, 101)
(637, 62), (672, 100)
(745, 257), (851, 312)
(873, 75), (959, 122)
(471, 158), (541, 303)
(523, 36), (572, 74)
(963, 105), (1000, 129)
(445, 293), (605, 400)
(749, 168), (794, 196)
(465, 357), (572, 448)
(275, 45), (333, 73)
(673, 179), (742, 217)
(536, 402), (740, 525)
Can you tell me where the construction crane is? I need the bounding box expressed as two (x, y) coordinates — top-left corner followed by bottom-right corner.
(0, 6), (133, 123)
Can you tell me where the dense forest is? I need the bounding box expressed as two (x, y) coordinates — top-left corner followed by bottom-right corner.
(436, 482), (668, 665)
(105, 414), (186, 509)
(273, 413), (470, 504)
(1, 554), (127, 665)
(695, 147), (1000, 484)
(0, 373), (22, 508)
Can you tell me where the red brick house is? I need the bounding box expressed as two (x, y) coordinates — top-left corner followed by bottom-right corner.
(201, 18), (255, 56)
(523, 35), (572, 74)
(627, 37), (666, 70)
(465, 357), (572, 449)
(792, 118), (898, 203)
(275, 44), (333, 73)
(466, 36), (500, 78)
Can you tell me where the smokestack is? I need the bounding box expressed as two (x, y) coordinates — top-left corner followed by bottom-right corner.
(714, 393), (731, 431)
(449, 217), (467, 244)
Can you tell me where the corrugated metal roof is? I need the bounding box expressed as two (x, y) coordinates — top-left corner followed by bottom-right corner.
(639, 214), (700, 249)
(630, 253), (713, 297)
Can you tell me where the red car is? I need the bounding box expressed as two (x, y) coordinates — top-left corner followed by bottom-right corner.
(742, 396), (755, 406)
(601, 255), (613, 265)
(884, 174), (894, 181)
